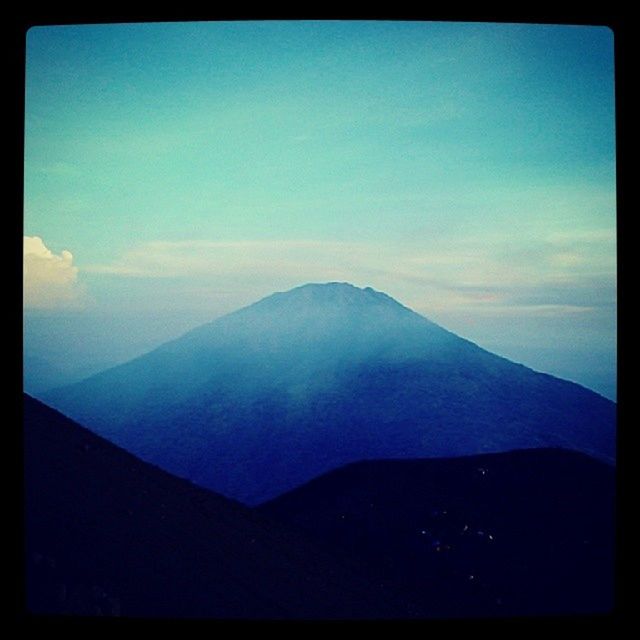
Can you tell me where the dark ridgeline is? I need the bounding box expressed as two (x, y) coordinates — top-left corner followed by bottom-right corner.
(42, 282), (616, 505)
(261, 450), (616, 618)
(23, 394), (400, 619)
(24, 394), (615, 618)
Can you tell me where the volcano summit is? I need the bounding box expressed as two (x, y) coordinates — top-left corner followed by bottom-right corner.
(44, 283), (615, 504)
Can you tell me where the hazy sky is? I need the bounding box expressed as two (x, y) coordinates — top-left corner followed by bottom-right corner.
(23, 21), (617, 399)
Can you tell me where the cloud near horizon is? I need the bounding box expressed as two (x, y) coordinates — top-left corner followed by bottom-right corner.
(82, 234), (615, 320)
(24, 236), (84, 309)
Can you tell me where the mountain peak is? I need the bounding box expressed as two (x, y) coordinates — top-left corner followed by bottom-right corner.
(44, 282), (616, 505)
(252, 282), (408, 313)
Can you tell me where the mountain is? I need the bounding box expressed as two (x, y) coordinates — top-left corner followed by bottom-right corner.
(43, 282), (616, 505)
(23, 394), (401, 618)
(260, 449), (616, 617)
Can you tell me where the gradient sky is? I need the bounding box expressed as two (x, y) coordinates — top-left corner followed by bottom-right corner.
(23, 21), (617, 399)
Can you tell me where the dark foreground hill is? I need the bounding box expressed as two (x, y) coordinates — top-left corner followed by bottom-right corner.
(23, 394), (401, 619)
(260, 449), (616, 618)
(42, 283), (616, 505)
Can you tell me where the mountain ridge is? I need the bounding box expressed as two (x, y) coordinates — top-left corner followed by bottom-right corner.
(260, 447), (615, 617)
(24, 394), (614, 617)
(23, 393), (402, 618)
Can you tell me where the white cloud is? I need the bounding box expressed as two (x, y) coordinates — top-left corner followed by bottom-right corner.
(24, 236), (83, 309)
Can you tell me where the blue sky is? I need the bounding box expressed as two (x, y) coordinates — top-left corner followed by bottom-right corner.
(23, 21), (617, 398)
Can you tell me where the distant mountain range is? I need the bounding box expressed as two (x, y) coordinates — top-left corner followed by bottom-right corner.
(24, 394), (615, 618)
(43, 282), (616, 505)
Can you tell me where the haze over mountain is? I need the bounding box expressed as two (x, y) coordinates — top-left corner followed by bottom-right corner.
(43, 283), (616, 505)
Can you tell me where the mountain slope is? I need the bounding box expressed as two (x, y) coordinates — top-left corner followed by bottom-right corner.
(43, 282), (616, 504)
(23, 394), (402, 618)
(260, 449), (616, 617)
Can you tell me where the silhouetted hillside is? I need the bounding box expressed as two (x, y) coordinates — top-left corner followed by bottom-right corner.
(261, 449), (615, 617)
(44, 283), (616, 504)
(23, 394), (401, 619)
